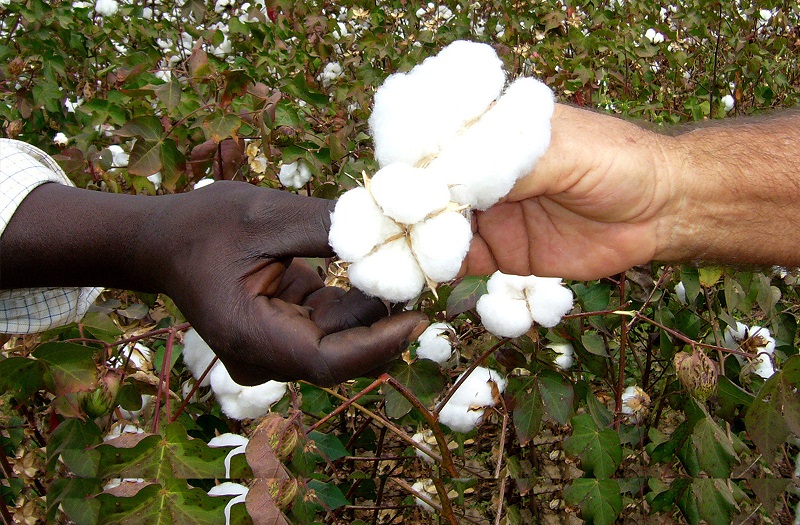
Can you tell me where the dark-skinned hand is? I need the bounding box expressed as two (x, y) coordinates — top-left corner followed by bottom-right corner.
(0, 179), (428, 386)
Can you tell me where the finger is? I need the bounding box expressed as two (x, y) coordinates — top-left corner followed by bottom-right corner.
(274, 259), (324, 303)
(312, 311), (429, 386)
(310, 288), (390, 334)
(260, 191), (338, 259)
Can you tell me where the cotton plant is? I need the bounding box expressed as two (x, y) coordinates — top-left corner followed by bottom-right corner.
(476, 272), (574, 338)
(437, 366), (506, 433)
(181, 328), (288, 420)
(723, 321), (777, 378)
(329, 40), (555, 303)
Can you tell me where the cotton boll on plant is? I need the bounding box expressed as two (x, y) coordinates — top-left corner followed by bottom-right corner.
(477, 272), (573, 338)
(621, 385), (650, 423)
(95, 0), (119, 16)
(328, 186), (403, 262)
(525, 277), (574, 328)
(548, 342), (575, 370)
(209, 362), (288, 420)
(475, 293), (533, 338)
(369, 164), (451, 224)
(348, 237), (426, 302)
(369, 40), (506, 168)
(278, 159), (312, 189)
(416, 322), (454, 365)
(430, 77), (555, 210)
(181, 328), (217, 387)
(438, 367), (506, 433)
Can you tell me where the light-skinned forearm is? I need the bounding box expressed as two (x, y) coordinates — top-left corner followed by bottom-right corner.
(658, 110), (800, 268)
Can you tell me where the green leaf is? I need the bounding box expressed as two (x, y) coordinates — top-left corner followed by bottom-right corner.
(97, 479), (228, 524)
(152, 79), (182, 111)
(446, 276), (487, 318)
(33, 342), (98, 395)
(648, 478), (691, 514)
(698, 266), (724, 287)
(383, 359), (445, 419)
(693, 479), (739, 525)
(692, 417), (738, 478)
(307, 480), (349, 511)
(116, 116), (163, 141)
(506, 376), (544, 446)
(680, 266), (701, 304)
(563, 414), (621, 478)
(581, 332), (609, 357)
(307, 431), (349, 462)
(574, 282), (611, 312)
(299, 383), (333, 417)
(47, 418), (103, 476)
(202, 113), (242, 143)
(563, 478), (622, 525)
(81, 311), (123, 343)
(47, 478), (103, 525)
(96, 423), (227, 478)
(0, 357), (47, 402)
(648, 418), (696, 464)
(744, 362), (799, 461)
(537, 370), (573, 425)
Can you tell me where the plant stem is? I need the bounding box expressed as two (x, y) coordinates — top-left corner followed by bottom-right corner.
(615, 273), (628, 429)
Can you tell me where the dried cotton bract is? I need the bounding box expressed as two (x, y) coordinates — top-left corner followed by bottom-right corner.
(476, 271), (574, 338)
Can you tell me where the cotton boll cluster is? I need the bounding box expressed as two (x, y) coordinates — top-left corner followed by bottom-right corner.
(411, 479), (437, 513)
(721, 94), (735, 112)
(181, 328), (288, 419)
(329, 41), (555, 303)
(411, 429), (436, 464)
(329, 165), (471, 302)
(438, 367), (505, 433)
(621, 386), (650, 423)
(317, 61), (343, 87)
(53, 132), (68, 146)
(415, 322), (455, 366)
(548, 342), (575, 370)
(476, 272), (574, 338)
(723, 321), (777, 378)
(278, 159), (312, 189)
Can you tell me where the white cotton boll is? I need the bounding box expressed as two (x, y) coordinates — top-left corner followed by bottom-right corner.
(485, 271), (529, 299)
(476, 293), (532, 338)
(182, 328), (217, 387)
(416, 322), (453, 365)
(329, 187), (403, 262)
(411, 480), (436, 513)
(454, 367), (506, 407)
(209, 362), (242, 398)
(148, 172), (162, 189)
(53, 132), (68, 146)
(438, 367), (505, 432)
(369, 40), (506, 168)
(525, 278), (573, 328)
(118, 394), (152, 420)
(369, 164), (450, 224)
(431, 78), (554, 210)
(95, 0), (119, 16)
(208, 482), (249, 498)
(194, 178), (215, 189)
(107, 145), (129, 167)
(411, 430), (436, 464)
(437, 402), (485, 433)
(215, 380), (287, 420)
(645, 28), (665, 43)
(104, 423), (145, 441)
(318, 61), (343, 87)
(752, 352), (776, 379)
(723, 321), (749, 347)
(721, 94), (735, 112)
(278, 160), (312, 189)
(410, 211), (472, 282)
(549, 343), (575, 370)
(348, 238), (426, 301)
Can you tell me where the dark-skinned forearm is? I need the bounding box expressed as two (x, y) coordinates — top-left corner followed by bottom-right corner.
(0, 183), (173, 292)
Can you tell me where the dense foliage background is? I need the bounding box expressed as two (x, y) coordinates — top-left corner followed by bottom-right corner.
(1, 0), (799, 524)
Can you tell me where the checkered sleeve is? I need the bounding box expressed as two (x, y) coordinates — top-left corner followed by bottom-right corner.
(0, 139), (103, 334)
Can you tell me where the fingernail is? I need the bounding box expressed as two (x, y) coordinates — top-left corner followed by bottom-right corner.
(408, 319), (430, 343)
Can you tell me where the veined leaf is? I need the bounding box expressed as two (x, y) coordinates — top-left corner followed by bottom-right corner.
(563, 478), (622, 525)
(563, 414), (621, 478)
